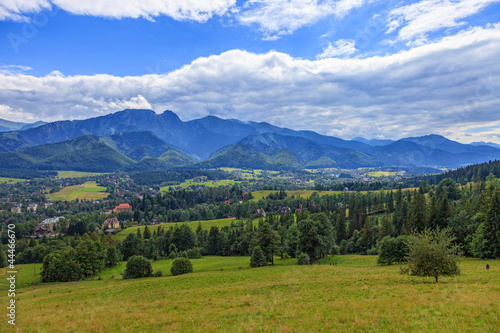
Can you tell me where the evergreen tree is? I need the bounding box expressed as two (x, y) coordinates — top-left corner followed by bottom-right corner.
(405, 192), (427, 233)
(378, 214), (394, 241)
(252, 222), (280, 265)
(335, 210), (347, 244)
(249, 246), (267, 267)
(471, 186), (500, 258)
(143, 225), (151, 239)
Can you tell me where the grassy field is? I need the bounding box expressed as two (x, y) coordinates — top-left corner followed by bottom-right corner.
(114, 218), (258, 241)
(2, 255), (498, 332)
(56, 171), (106, 179)
(0, 177), (28, 183)
(46, 181), (109, 201)
(161, 179), (243, 191)
(367, 171), (398, 177)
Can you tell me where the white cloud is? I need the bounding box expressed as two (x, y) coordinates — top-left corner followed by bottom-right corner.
(0, 0), (51, 21)
(0, 64), (32, 74)
(0, 104), (36, 122)
(387, 0), (500, 43)
(0, 24), (499, 142)
(0, 0), (236, 22)
(316, 39), (357, 59)
(238, 0), (365, 38)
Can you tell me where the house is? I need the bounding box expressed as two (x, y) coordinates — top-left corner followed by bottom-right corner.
(102, 217), (120, 229)
(11, 206), (22, 214)
(28, 203), (38, 212)
(110, 203), (132, 213)
(44, 202), (53, 208)
(224, 200), (231, 205)
(256, 209), (266, 217)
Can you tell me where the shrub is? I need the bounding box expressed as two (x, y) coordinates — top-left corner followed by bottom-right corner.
(187, 247), (202, 259)
(249, 246), (267, 268)
(122, 255), (153, 279)
(168, 251), (178, 259)
(171, 257), (193, 276)
(179, 250), (188, 258)
(297, 252), (310, 265)
(153, 270), (163, 277)
(378, 236), (410, 265)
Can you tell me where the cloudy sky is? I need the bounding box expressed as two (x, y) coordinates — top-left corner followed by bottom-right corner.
(0, 0), (499, 143)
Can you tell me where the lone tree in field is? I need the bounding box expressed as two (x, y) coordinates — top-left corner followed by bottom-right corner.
(401, 229), (461, 283)
(122, 255), (153, 279)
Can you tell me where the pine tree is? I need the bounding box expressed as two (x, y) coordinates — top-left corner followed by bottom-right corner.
(143, 225), (151, 239)
(405, 192), (427, 233)
(335, 210), (347, 244)
(250, 246), (267, 267)
(378, 214), (394, 241)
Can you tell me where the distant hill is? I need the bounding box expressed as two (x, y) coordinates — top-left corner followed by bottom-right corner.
(196, 133), (380, 170)
(0, 118), (46, 132)
(0, 109), (498, 171)
(352, 137), (394, 146)
(0, 132), (195, 172)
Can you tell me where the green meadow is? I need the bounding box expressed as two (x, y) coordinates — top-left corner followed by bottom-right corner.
(1, 255), (498, 332)
(0, 177), (28, 183)
(56, 171), (106, 179)
(160, 179), (243, 192)
(46, 181), (109, 201)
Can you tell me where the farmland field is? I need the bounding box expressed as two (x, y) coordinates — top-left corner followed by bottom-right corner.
(2, 255), (498, 332)
(160, 179), (243, 191)
(46, 181), (109, 201)
(114, 218), (258, 241)
(0, 177), (28, 183)
(367, 171), (398, 177)
(57, 171), (106, 179)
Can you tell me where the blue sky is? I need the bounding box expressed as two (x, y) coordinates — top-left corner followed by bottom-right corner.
(0, 0), (499, 143)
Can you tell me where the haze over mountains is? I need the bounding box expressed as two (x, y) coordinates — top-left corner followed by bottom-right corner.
(0, 109), (499, 172)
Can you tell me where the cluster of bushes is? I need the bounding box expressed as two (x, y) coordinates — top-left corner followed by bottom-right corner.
(122, 255), (193, 279)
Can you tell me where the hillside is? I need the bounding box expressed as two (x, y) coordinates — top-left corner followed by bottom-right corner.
(2, 256), (498, 332)
(0, 132), (196, 172)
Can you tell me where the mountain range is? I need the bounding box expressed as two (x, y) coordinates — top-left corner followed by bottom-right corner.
(0, 109), (499, 172)
(0, 118), (47, 132)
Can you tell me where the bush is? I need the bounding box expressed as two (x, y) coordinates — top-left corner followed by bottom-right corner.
(122, 255), (153, 279)
(249, 246), (267, 268)
(171, 257), (193, 276)
(297, 253), (310, 265)
(187, 247), (202, 259)
(331, 245), (340, 256)
(153, 270), (163, 277)
(378, 236), (410, 265)
(179, 250), (188, 258)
